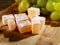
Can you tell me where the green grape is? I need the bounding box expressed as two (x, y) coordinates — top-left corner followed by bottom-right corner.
(54, 3), (60, 12)
(41, 8), (49, 15)
(54, 0), (60, 2)
(29, 0), (37, 5)
(37, 0), (47, 7)
(18, 0), (30, 13)
(15, 0), (22, 3)
(48, 0), (60, 2)
(33, 5), (40, 8)
(50, 11), (60, 20)
(46, 0), (55, 12)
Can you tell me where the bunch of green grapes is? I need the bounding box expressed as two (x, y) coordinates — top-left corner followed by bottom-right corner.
(15, 0), (60, 20)
(46, 0), (60, 20)
(37, 0), (60, 20)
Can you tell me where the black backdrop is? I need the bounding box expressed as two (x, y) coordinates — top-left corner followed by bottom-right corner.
(0, 0), (14, 11)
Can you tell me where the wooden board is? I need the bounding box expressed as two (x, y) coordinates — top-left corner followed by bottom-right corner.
(37, 25), (60, 45)
(0, 19), (60, 45)
(36, 20), (60, 45)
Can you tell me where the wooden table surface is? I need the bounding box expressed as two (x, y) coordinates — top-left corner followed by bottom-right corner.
(0, 0), (14, 11)
(0, 22), (60, 45)
(0, 1), (60, 45)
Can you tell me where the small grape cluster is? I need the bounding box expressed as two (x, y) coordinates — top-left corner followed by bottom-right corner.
(15, 0), (60, 20)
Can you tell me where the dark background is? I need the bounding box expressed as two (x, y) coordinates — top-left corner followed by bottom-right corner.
(0, 0), (14, 11)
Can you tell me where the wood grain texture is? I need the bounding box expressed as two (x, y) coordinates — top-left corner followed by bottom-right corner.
(0, 25), (60, 45)
(0, 0), (14, 11)
(36, 25), (60, 45)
